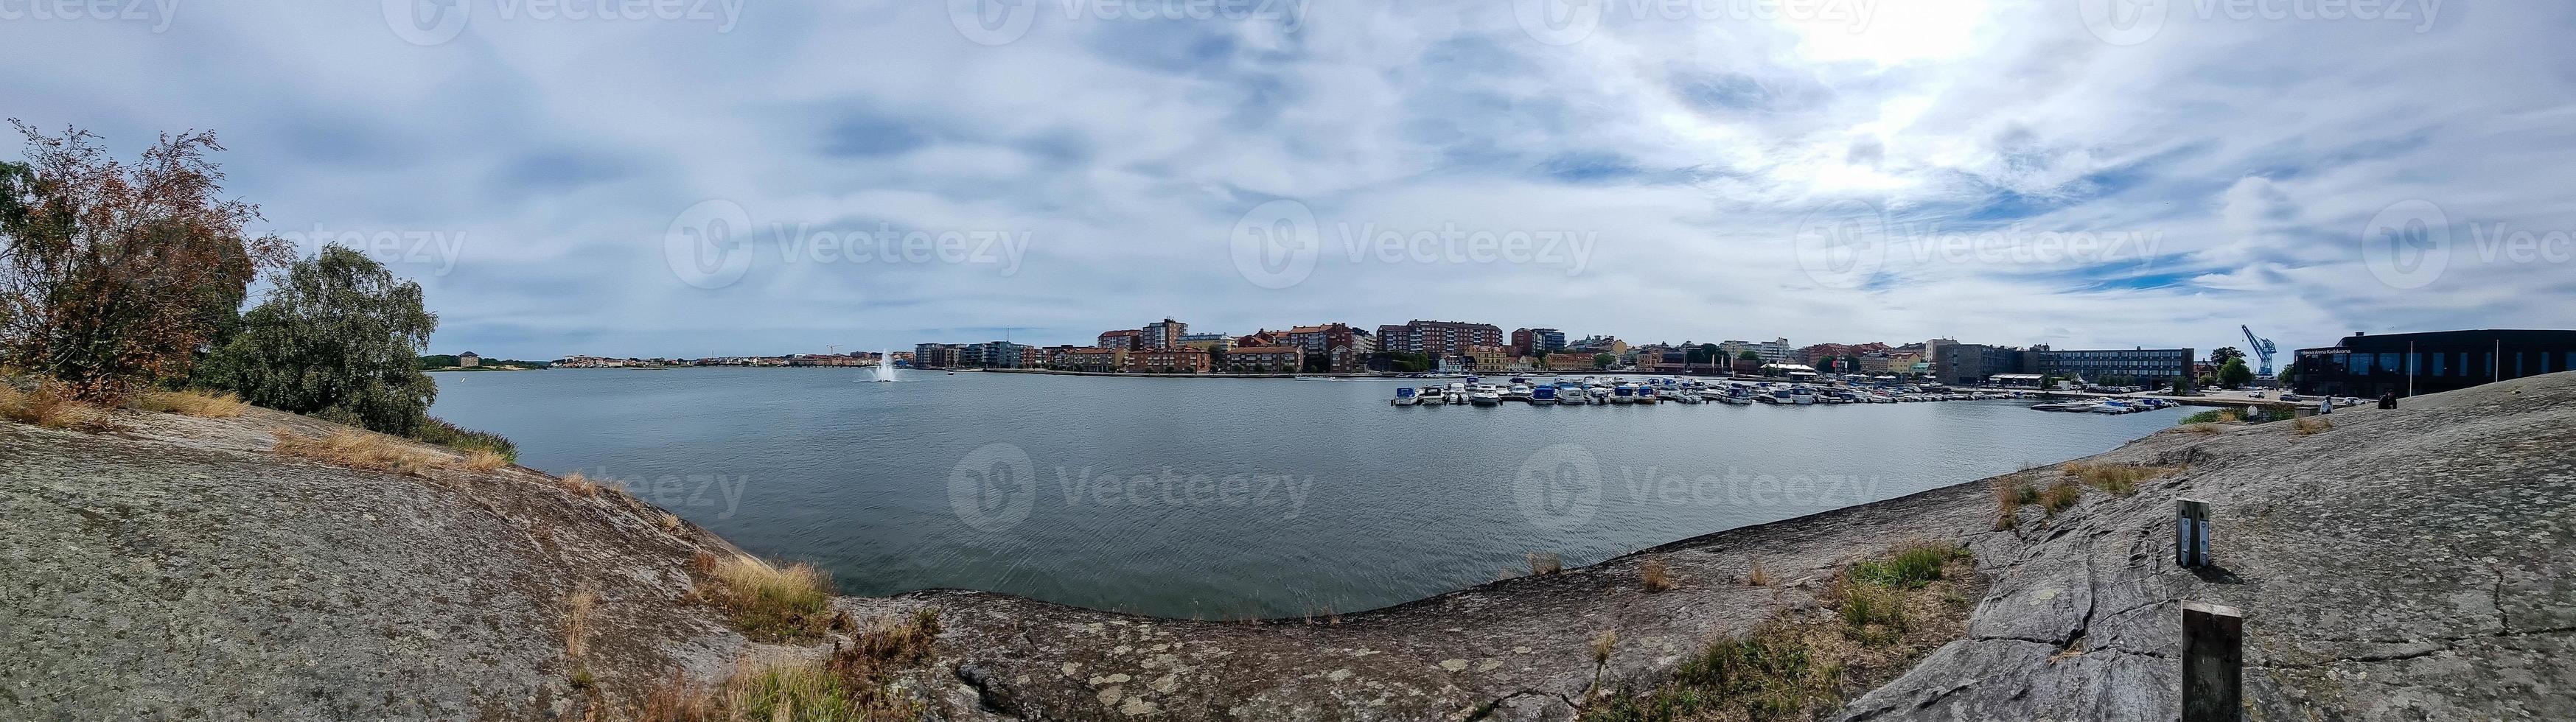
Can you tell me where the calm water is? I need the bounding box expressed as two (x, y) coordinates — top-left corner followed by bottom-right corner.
(429, 368), (2185, 617)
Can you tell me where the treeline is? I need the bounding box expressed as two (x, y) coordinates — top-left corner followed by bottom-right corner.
(0, 122), (514, 460)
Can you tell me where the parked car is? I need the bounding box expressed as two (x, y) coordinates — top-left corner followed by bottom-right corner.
(2248, 390), (2266, 399)
(2280, 393), (2305, 402)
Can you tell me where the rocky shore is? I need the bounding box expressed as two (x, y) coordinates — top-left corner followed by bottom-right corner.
(4, 374), (2570, 721)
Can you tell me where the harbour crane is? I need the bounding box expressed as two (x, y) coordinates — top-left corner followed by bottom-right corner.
(2239, 325), (2277, 377)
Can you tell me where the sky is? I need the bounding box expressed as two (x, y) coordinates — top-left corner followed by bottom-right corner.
(4, 0), (2570, 361)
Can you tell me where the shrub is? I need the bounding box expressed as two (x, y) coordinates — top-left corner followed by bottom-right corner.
(1584, 622), (1835, 722)
(1639, 558), (1675, 592)
(198, 245), (437, 436)
(408, 415), (518, 463)
(130, 389), (248, 418)
(703, 556), (837, 642)
(1851, 542), (1964, 589)
(2177, 408), (2243, 425)
(2294, 416), (2333, 435)
(1591, 628), (1619, 666)
(1746, 558), (1773, 586)
(1837, 580), (1908, 636)
(0, 123), (293, 402)
(0, 382), (114, 431)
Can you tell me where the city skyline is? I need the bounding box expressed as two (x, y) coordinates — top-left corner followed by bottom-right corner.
(8, 2), (2570, 362)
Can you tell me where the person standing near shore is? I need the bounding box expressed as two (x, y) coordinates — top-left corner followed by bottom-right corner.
(2320, 395), (2334, 414)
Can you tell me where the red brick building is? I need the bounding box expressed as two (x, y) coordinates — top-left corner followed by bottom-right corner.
(1124, 346), (1210, 374)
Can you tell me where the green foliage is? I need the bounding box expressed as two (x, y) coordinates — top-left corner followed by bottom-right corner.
(409, 415), (517, 462)
(200, 246), (438, 436)
(1850, 542), (1964, 588)
(0, 124), (293, 401)
(1594, 353), (1616, 370)
(2218, 358), (2255, 388)
(1738, 350), (1762, 362)
(2209, 346), (2244, 367)
(1582, 623), (1837, 722)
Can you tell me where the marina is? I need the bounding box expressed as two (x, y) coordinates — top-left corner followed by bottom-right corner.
(1384, 376), (2172, 411)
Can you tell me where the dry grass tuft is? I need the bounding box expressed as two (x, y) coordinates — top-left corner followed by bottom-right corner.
(1639, 558), (1676, 593)
(1528, 551), (1563, 576)
(563, 589), (599, 659)
(556, 472), (602, 497)
(2060, 462), (2184, 496)
(2294, 416), (2334, 435)
(2179, 423), (2233, 435)
(634, 610), (942, 721)
(1993, 479), (2030, 529)
(459, 450), (510, 473)
(270, 428), (450, 477)
(2039, 479), (2083, 515)
(130, 389), (249, 418)
(702, 555), (837, 642)
(1746, 558), (1773, 586)
(1591, 628), (1620, 666)
(0, 383), (116, 432)
(657, 511), (683, 532)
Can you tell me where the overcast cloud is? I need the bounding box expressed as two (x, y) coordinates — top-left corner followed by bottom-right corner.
(4, 0), (2567, 359)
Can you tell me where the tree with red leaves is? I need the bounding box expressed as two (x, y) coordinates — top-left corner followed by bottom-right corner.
(0, 121), (293, 402)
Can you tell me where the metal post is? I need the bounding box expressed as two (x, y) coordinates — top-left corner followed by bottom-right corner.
(2182, 601), (2244, 722)
(2176, 499), (2212, 568)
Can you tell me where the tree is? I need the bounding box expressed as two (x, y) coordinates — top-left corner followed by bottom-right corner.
(2210, 346), (2245, 367)
(1593, 353), (1615, 370)
(1737, 350), (1761, 362)
(2276, 358), (2301, 385)
(201, 246), (438, 435)
(2218, 358), (2255, 388)
(0, 122), (292, 400)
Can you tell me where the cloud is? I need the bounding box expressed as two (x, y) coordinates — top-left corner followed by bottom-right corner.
(1, 0), (2569, 360)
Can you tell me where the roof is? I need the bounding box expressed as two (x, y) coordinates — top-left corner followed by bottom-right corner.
(1991, 374), (2044, 380)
